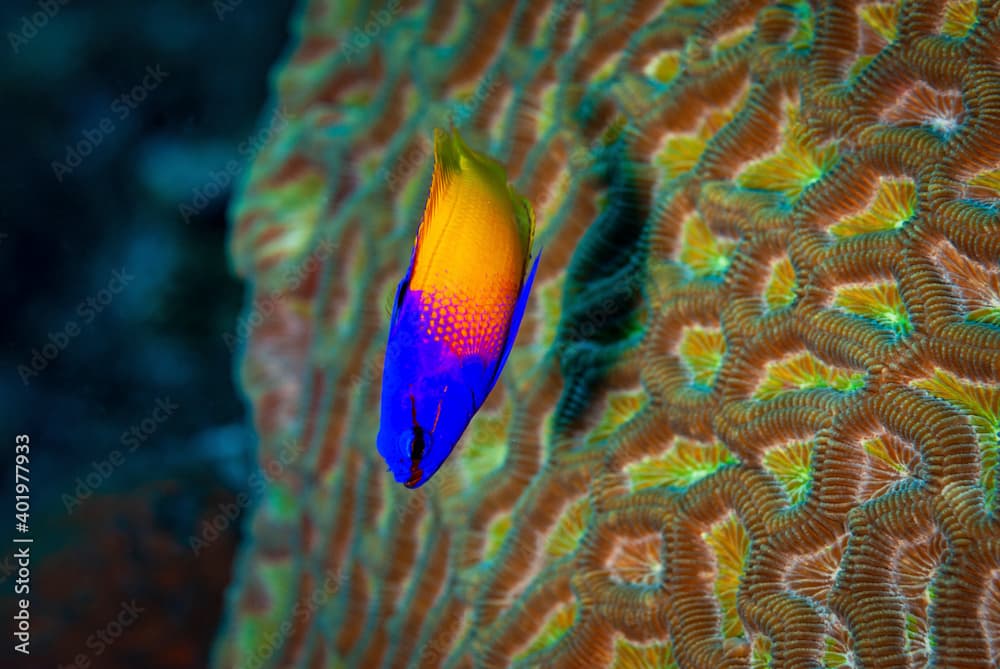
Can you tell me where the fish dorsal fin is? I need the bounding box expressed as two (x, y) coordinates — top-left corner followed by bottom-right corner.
(484, 249), (542, 396)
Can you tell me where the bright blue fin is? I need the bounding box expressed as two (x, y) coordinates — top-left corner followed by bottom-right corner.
(388, 248), (416, 333)
(484, 250), (542, 396)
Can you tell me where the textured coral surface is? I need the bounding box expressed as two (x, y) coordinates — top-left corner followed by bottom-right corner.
(214, 0), (1000, 667)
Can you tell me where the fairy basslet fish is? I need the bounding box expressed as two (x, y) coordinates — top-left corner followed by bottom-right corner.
(377, 127), (541, 488)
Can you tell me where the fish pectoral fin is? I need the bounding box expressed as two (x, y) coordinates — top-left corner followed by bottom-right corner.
(389, 247), (417, 330)
(484, 249), (543, 396)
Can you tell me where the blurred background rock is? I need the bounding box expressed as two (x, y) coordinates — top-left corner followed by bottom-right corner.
(1, 1), (295, 666)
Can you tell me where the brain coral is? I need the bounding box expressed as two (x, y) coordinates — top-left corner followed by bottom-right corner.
(214, 0), (1000, 667)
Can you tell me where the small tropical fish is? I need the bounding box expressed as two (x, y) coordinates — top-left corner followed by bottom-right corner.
(377, 127), (541, 488)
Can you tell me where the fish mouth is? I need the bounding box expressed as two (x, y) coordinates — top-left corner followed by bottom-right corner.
(403, 417), (427, 488)
(404, 446), (425, 488)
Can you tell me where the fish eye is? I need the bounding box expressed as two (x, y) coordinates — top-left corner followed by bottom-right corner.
(397, 431), (414, 456)
(397, 427), (430, 460)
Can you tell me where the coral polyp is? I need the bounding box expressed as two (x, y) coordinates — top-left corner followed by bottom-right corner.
(215, 0), (1000, 667)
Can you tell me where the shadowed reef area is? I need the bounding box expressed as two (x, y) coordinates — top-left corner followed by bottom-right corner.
(215, 0), (1000, 667)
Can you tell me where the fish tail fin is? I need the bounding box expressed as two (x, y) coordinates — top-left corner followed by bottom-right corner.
(445, 126), (511, 184)
(509, 184), (536, 259)
(437, 126), (536, 257)
(420, 128), (467, 246)
(433, 127), (463, 181)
